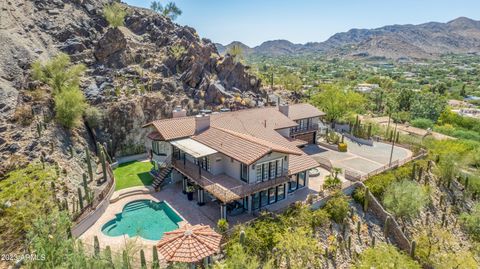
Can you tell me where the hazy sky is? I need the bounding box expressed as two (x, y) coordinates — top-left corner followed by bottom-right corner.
(123, 0), (480, 47)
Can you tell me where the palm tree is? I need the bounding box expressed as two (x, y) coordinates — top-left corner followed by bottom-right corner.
(150, 1), (182, 21)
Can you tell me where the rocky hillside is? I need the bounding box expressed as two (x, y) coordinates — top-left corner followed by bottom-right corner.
(0, 0), (262, 177)
(217, 17), (480, 60)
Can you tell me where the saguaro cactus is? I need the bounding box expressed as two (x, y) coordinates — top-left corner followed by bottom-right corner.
(85, 146), (93, 182)
(384, 216), (390, 238)
(94, 236), (100, 258)
(105, 246), (113, 265)
(152, 245), (160, 269)
(140, 249), (146, 269)
(363, 188), (370, 213)
(100, 150), (107, 183)
(77, 187), (83, 209)
(411, 162), (417, 180)
(82, 173), (88, 195)
(239, 230), (246, 246)
(410, 240), (416, 258)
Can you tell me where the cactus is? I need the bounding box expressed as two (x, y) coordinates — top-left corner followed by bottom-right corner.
(152, 245), (160, 269)
(122, 250), (129, 269)
(239, 230), (246, 246)
(367, 124), (372, 139)
(427, 160), (432, 172)
(425, 212), (430, 226)
(78, 187), (84, 209)
(356, 221), (361, 236)
(410, 240), (416, 258)
(396, 131), (400, 143)
(372, 236), (376, 247)
(100, 150), (107, 183)
(105, 246), (113, 265)
(411, 162), (417, 180)
(418, 167), (424, 182)
(72, 196), (76, 213)
(439, 195), (444, 207)
(103, 142), (113, 163)
(324, 247), (329, 258)
(85, 146), (93, 182)
(140, 249), (146, 269)
(384, 216), (390, 238)
(441, 213), (447, 227)
(82, 173), (88, 195)
(347, 235), (351, 251)
(94, 236), (100, 258)
(36, 122), (42, 137)
(350, 206), (355, 219)
(70, 146), (74, 158)
(465, 176), (469, 191)
(41, 155), (45, 169)
(363, 188), (370, 213)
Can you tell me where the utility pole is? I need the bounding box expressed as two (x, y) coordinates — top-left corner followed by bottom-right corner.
(389, 122), (398, 166)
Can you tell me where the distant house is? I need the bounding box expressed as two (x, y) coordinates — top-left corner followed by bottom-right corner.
(452, 108), (480, 119)
(143, 104), (324, 219)
(355, 83), (379, 93)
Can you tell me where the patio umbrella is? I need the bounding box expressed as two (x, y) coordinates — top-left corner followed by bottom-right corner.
(157, 224), (222, 264)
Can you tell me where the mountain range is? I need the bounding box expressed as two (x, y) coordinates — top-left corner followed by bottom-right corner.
(216, 17), (480, 60)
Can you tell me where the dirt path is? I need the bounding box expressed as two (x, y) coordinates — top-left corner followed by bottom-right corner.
(367, 116), (455, 140)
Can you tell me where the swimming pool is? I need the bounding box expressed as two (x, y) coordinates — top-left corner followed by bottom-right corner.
(101, 200), (184, 240)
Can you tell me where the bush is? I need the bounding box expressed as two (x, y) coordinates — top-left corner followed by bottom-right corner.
(13, 104), (34, 126)
(355, 243), (420, 269)
(84, 106), (103, 128)
(217, 218), (229, 234)
(323, 175), (342, 190)
(55, 86), (87, 128)
(324, 193), (349, 223)
(338, 142), (347, 152)
(103, 2), (127, 28)
(411, 118), (434, 129)
(383, 180), (428, 220)
(460, 203), (480, 241)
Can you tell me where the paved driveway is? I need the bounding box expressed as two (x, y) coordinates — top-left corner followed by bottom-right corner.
(304, 138), (412, 176)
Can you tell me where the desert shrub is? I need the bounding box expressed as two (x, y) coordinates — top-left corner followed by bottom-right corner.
(355, 243), (420, 269)
(216, 243), (260, 269)
(55, 86), (87, 128)
(338, 142), (347, 152)
(169, 44), (186, 60)
(460, 203), (480, 241)
(84, 106), (103, 128)
(217, 218), (229, 234)
(31, 53), (86, 94)
(411, 118), (434, 129)
(323, 175), (342, 190)
(13, 104), (34, 126)
(324, 193), (349, 223)
(103, 2), (127, 28)
(383, 180), (428, 220)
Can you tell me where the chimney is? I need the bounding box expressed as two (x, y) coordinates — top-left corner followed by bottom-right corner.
(195, 114), (210, 133)
(172, 106), (187, 118)
(279, 103), (289, 117)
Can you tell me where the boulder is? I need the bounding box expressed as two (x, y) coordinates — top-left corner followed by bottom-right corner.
(94, 27), (128, 68)
(206, 81), (233, 104)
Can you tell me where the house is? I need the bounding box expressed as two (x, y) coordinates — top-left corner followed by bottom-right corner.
(143, 104), (324, 220)
(354, 83), (379, 93)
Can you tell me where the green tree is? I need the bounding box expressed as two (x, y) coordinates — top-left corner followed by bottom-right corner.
(311, 84), (366, 124)
(383, 180), (428, 220)
(31, 53), (86, 94)
(280, 73), (302, 93)
(150, 1), (182, 21)
(274, 228), (322, 268)
(355, 243), (420, 269)
(103, 2), (128, 28)
(410, 92), (446, 121)
(55, 86), (88, 128)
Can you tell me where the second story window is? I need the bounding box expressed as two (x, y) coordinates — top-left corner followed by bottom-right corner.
(256, 159), (283, 182)
(241, 163), (248, 182)
(152, 141), (167, 156)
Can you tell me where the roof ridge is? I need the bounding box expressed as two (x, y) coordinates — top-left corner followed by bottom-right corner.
(211, 126), (300, 156)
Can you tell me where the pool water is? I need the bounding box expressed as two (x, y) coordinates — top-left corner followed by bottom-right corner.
(102, 200), (183, 240)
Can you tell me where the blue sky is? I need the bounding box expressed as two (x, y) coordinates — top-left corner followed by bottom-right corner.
(124, 0), (480, 47)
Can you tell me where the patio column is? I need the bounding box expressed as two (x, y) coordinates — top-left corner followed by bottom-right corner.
(247, 196), (252, 214)
(197, 187), (205, 206)
(182, 177), (187, 194)
(220, 203), (227, 220)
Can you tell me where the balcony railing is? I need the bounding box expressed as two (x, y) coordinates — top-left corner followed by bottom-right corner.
(290, 123), (319, 135)
(172, 160), (290, 203)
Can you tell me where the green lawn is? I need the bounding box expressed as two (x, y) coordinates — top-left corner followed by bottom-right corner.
(113, 160), (154, 191)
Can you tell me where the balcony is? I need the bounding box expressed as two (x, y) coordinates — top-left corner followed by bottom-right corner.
(172, 160), (290, 203)
(290, 123), (319, 135)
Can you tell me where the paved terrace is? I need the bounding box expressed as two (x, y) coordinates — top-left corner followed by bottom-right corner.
(304, 137), (413, 176)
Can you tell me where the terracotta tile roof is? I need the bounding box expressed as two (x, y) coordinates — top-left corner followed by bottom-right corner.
(287, 103), (325, 121)
(147, 117), (196, 141)
(287, 138), (309, 147)
(193, 127), (301, 165)
(156, 224), (221, 263)
(288, 153), (320, 175)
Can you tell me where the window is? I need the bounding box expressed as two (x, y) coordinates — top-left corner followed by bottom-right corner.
(199, 156), (211, 171)
(256, 165), (262, 183)
(269, 162), (276, 179)
(289, 176), (298, 192)
(277, 184), (285, 200)
(152, 141), (167, 156)
(268, 188), (276, 204)
(260, 190), (268, 207)
(298, 172), (306, 188)
(276, 159), (283, 176)
(252, 193), (260, 210)
(262, 163), (269, 181)
(241, 163), (248, 182)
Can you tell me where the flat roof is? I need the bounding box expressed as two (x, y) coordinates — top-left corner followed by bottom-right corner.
(170, 138), (218, 158)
